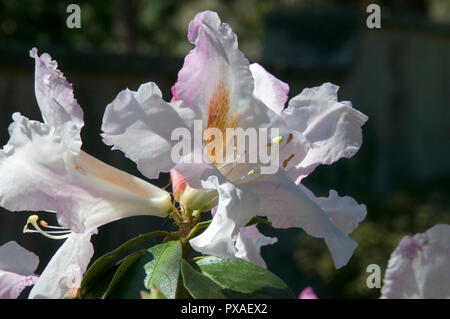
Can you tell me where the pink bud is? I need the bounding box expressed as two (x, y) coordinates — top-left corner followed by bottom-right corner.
(170, 169), (186, 200)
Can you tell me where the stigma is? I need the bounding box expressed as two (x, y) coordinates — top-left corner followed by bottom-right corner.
(23, 215), (71, 240)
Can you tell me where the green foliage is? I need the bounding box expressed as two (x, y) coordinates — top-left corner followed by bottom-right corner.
(81, 233), (295, 299)
(79, 230), (168, 297)
(107, 241), (182, 299)
(181, 259), (228, 298)
(191, 256), (296, 298)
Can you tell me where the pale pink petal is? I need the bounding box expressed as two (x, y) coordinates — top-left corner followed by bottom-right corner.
(235, 225), (277, 268)
(283, 83), (368, 183)
(172, 11), (275, 130)
(30, 48), (84, 154)
(0, 113), (172, 233)
(29, 232), (94, 299)
(299, 287), (318, 299)
(250, 63), (289, 115)
(0, 241), (39, 299)
(381, 224), (450, 299)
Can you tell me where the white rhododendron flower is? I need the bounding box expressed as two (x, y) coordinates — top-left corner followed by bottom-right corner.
(0, 49), (172, 298)
(102, 11), (367, 268)
(381, 224), (450, 299)
(0, 241), (39, 299)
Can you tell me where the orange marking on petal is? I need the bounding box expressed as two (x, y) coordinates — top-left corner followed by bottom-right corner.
(204, 81), (237, 164)
(283, 153), (295, 168)
(75, 151), (161, 199)
(286, 133), (293, 145)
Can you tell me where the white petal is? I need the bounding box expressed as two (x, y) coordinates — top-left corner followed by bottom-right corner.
(283, 83), (368, 183)
(29, 232), (94, 299)
(246, 171), (358, 269)
(30, 48), (84, 154)
(250, 63), (289, 115)
(102, 82), (201, 179)
(0, 114), (172, 233)
(189, 175), (259, 259)
(299, 186), (366, 235)
(235, 225), (277, 268)
(381, 224), (450, 299)
(0, 241), (39, 299)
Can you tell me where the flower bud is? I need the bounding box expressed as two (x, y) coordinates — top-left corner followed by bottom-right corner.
(180, 185), (218, 213)
(170, 169), (187, 201)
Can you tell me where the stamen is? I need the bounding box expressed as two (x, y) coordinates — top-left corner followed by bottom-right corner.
(286, 133), (293, 145)
(282, 153), (295, 168)
(24, 229), (72, 235)
(23, 215), (71, 240)
(272, 136), (284, 145)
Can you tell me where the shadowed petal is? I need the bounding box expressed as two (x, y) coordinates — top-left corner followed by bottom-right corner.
(0, 241), (39, 299)
(235, 225), (277, 268)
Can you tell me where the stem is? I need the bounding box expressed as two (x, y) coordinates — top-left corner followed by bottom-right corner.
(184, 220), (212, 242)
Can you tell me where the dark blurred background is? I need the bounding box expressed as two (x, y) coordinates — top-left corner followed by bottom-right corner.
(1, 0), (449, 299)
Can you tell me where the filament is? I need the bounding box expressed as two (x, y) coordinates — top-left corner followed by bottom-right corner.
(23, 215), (71, 240)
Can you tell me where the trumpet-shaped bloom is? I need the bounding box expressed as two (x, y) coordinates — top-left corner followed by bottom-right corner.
(0, 241), (39, 299)
(0, 49), (172, 298)
(381, 224), (450, 299)
(102, 11), (367, 268)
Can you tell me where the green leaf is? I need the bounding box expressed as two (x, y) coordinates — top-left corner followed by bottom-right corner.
(143, 240), (182, 298)
(80, 230), (168, 298)
(81, 265), (120, 299)
(195, 256), (296, 299)
(181, 259), (227, 299)
(107, 240), (182, 299)
(101, 251), (144, 299)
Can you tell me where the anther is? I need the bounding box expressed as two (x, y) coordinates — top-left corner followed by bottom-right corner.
(272, 136), (283, 145)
